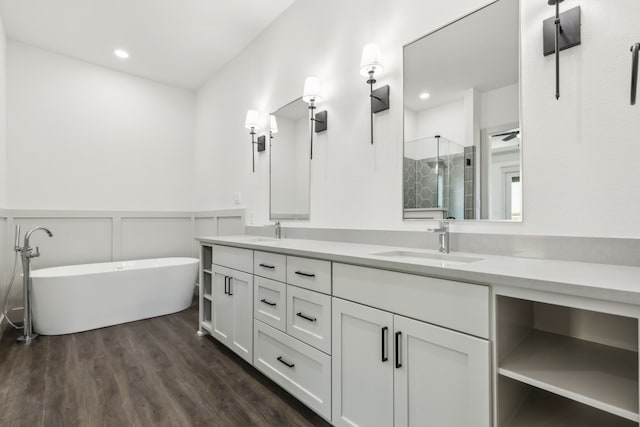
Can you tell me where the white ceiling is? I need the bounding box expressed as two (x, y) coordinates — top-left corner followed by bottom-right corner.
(404, 0), (519, 112)
(0, 0), (296, 90)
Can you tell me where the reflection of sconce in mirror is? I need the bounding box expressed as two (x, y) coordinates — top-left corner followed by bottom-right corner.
(245, 109), (260, 173)
(302, 76), (327, 160)
(360, 43), (389, 145)
(543, 0), (581, 100)
(270, 115), (278, 141)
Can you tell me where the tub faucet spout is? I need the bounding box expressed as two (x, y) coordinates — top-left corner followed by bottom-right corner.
(17, 226), (53, 344)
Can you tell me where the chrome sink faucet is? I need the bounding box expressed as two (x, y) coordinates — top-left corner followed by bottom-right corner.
(274, 221), (282, 240)
(428, 220), (451, 254)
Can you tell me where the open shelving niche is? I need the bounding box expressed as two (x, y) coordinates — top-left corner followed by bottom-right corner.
(199, 245), (214, 333)
(497, 295), (639, 427)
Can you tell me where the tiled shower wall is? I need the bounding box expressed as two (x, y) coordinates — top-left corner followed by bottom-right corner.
(464, 146), (476, 220)
(403, 154), (466, 219)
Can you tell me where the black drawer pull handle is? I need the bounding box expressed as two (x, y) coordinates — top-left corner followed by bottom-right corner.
(296, 312), (317, 322)
(295, 271), (316, 278)
(259, 263), (275, 269)
(277, 356), (295, 368)
(381, 326), (388, 362)
(228, 277), (233, 296)
(395, 331), (402, 369)
(260, 299), (277, 307)
(224, 276), (229, 295)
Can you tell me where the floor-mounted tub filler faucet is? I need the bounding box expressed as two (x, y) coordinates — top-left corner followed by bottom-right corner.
(15, 225), (53, 343)
(428, 220), (450, 254)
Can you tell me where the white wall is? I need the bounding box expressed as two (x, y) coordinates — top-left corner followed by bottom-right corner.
(410, 99), (466, 147)
(0, 15), (8, 328)
(7, 42), (196, 211)
(0, 17), (6, 209)
(481, 84), (519, 130)
(194, 0), (640, 238)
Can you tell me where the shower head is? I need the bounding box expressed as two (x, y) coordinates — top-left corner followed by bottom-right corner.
(547, 0), (564, 5)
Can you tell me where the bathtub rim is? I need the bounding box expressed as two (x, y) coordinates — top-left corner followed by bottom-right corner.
(31, 257), (200, 278)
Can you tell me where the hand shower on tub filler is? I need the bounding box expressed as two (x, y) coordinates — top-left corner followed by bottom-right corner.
(1, 225), (54, 344)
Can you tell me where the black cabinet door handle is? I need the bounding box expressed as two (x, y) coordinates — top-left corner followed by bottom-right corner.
(295, 271), (316, 278)
(260, 299), (276, 307)
(381, 326), (389, 362)
(277, 356), (295, 368)
(259, 263), (275, 269)
(224, 276), (229, 295)
(395, 331), (402, 369)
(228, 277), (233, 296)
(296, 312), (317, 322)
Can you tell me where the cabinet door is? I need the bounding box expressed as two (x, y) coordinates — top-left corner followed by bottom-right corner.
(228, 269), (254, 364)
(332, 298), (394, 427)
(393, 315), (490, 427)
(212, 265), (232, 346)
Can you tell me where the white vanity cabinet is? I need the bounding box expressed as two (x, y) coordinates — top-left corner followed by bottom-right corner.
(332, 298), (490, 427)
(199, 241), (492, 426)
(332, 298), (395, 427)
(251, 253), (334, 421)
(211, 247), (254, 364)
(332, 263), (491, 427)
(393, 315), (490, 427)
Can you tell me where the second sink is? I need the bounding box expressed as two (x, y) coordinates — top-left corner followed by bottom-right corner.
(371, 250), (483, 264)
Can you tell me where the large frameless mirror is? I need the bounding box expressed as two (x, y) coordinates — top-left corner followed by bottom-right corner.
(403, 0), (521, 221)
(270, 97), (311, 220)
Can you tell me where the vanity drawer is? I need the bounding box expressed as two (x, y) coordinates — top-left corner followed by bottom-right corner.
(253, 320), (331, 421)
(254, 251), (286, 282)
(286, 285), (332, 354)
(212, 245), (253, 273)
(333, 263), (490, 339)
(286, 256), (331, 294)
(254, 277), (286, 332)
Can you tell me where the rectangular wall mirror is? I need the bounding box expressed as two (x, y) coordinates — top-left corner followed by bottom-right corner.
(270, 97), (311, 220)
(403, 0), (521, 221)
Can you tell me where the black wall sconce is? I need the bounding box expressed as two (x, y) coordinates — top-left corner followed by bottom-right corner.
(360, 43), (389, 144)
(631, 43), (639, 106)
(257, 135), (266, 152)
(245, 109), (260, 173)
(543, 0), (581, 100)
(302, 76), (328, 160)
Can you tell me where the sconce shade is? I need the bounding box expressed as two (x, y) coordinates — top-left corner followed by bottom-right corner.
(360, 43), (384, 77)
(245, 110), (259, 129)
(270, 115), (278, 134)
(302, 76), (322, 103)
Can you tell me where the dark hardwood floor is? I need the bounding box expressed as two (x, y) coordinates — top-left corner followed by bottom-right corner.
(0, 301), (331, 427)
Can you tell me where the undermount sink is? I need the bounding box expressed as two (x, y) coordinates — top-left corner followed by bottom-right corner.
(371, 250), (483, 264)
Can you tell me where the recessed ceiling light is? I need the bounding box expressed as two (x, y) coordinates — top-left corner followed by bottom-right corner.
(419, 92), (430, 100)
(113, 49), (129, 60)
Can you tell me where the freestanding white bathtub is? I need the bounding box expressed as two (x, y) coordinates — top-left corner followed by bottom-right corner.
(31, 257), (199, 335)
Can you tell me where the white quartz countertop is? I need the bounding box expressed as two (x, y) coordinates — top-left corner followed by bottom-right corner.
(196, 235), (640, 306)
